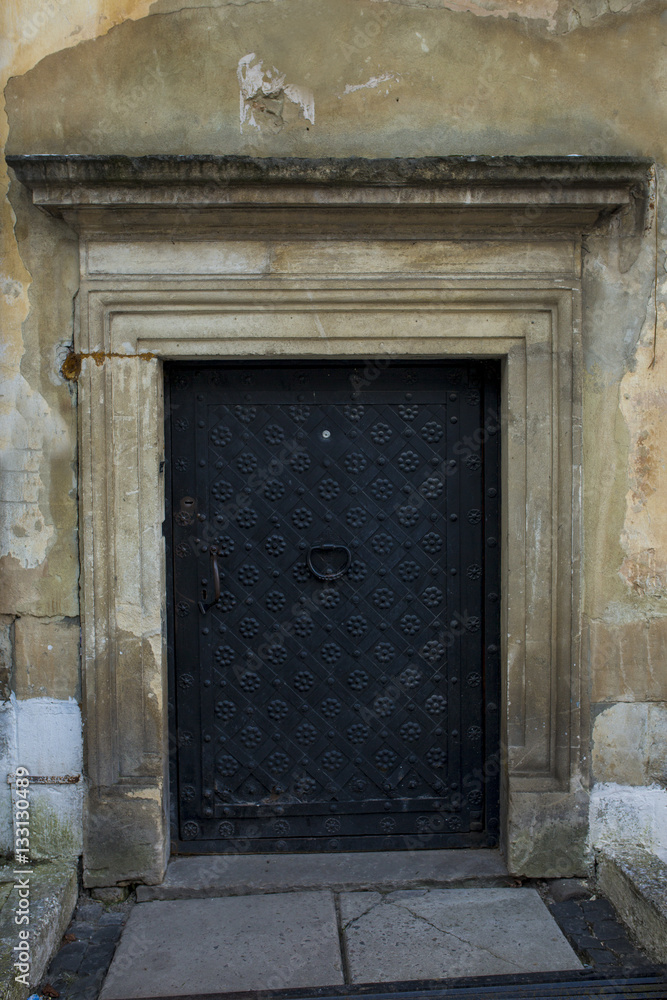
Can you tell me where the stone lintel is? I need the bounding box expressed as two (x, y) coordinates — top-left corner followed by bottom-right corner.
(6, 154), (650, 236)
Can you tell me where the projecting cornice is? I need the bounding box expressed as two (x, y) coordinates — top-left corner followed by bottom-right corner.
(6, 154), (651, 237)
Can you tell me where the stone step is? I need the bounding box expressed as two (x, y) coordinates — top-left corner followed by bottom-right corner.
(0, 860), (78, 1000)
(596, 846), (667, 966)
(136, 848), (511, 901)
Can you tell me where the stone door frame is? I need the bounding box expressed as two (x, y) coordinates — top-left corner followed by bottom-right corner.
(81, 280), (573, 886)
(8, 155), (649, 885)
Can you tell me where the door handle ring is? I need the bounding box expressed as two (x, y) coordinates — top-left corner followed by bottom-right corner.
(307, 544), (352, 581)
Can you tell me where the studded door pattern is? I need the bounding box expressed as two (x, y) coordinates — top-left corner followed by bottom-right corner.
(168, 363), (500, 852)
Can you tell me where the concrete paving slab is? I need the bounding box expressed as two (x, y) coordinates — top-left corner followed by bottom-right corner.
(340, 887), (583, 983)
(99, 891), (343, 999)
(136, 849), (510, 901)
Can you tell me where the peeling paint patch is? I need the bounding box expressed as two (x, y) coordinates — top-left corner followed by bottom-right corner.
(343, 73), (401, 95)
(370, 0), (652, 34)
(592, 702), (667, 785)
(371, 0), (559, 31)
(619, 276), (667, 596)
(589, 782), (667, 862)
(149, 0), (282, 10)
(0, 374), (69, 569)
(237, 53), (314, 132)
(1, 274), (23, 302)
(0, 695), (83, 857)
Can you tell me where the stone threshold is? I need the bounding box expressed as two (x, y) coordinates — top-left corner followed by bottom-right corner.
(136, 849), (511, 902)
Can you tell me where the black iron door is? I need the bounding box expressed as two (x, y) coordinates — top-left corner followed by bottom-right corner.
(167, 362), (500, 853)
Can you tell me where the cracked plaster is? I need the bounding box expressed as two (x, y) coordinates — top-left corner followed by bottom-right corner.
(368, 0), (657, 35)
(146, 0), (658, 34)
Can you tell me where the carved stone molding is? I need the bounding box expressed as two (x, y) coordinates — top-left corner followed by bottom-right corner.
(8, 154), (649, 237)
(76, 275), (581, 882)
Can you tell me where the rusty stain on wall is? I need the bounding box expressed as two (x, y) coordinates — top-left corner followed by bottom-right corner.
(60, 350), (157, 382)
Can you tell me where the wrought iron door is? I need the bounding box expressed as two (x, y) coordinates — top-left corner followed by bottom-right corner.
(167, 362), (500, 852)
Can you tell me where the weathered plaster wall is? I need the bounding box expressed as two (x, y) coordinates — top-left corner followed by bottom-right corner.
(1, 0), (666, 869)
(0, 0), (156, 858)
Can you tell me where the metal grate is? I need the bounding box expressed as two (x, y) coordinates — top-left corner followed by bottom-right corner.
(130, 975), (667, 1000)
